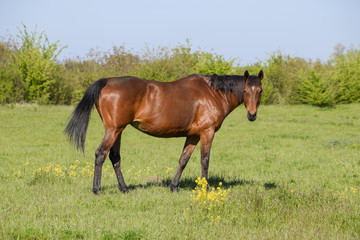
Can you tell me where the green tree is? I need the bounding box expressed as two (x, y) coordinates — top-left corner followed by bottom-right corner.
(293, 68), (335, 107)
(102, 45), (140, 74)
(195, 53), (235, 75)
(13, 24), (66, 103)
(0, 38), (25, 103)
(134, 41), (200, 82)
(331, 45), (360, 103)
(264, 51), (309, 104)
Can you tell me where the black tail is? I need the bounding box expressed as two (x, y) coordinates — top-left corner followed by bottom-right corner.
(65, 78), (108, 152)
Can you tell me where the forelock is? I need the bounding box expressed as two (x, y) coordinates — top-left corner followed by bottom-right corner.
(247, 76), (262, 86)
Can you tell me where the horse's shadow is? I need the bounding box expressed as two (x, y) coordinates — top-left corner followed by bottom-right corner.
(101, 175), (263, 194)
(161, 176), (255, 191)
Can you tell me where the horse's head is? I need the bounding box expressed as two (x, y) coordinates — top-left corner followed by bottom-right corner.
(243, 70), (263, 121)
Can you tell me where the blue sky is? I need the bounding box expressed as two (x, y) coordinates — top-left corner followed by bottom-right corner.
(1, 0), (359, 65)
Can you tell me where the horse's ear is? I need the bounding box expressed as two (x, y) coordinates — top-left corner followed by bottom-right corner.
(258, 70), (264, 81)
(244, 70), (250, 80)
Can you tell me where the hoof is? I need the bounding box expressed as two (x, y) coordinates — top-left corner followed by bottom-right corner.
(170, 183), (179, 192)
(119, 186), (129, 193)
(93, 188), (101, 195)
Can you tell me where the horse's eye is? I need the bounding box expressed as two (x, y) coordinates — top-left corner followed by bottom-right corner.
(259, 89), (263, 94)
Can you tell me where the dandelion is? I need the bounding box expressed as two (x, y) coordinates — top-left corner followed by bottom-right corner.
(54, 166), (63, 174)
(190, 177), (230, 211)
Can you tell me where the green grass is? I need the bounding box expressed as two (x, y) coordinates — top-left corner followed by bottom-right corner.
(0, 103), (359, 239)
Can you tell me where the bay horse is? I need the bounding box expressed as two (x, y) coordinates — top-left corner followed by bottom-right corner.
(65, 70), (263, 194)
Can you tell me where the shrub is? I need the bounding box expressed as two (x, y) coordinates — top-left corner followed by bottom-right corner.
(332, 45), (360, 103)
(0, 38), (25, 103)
(293, 68), (335, 107)
(12, 24), (66, 104)
(263, 51), (310, 104)
(1, 25), (359, 106)
(195, 53), (235, 75)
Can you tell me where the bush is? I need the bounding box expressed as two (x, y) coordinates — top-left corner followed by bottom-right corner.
(0, 25), (359, 106)
(13, 24), (66, 104)
(195, 53), (235, 75)
(263, 51), (309, 104)
(331, 45), (360, 103)
(0, 38), (26, 103)
(134, 42), (200, 81)
(293, 68), (335, 107)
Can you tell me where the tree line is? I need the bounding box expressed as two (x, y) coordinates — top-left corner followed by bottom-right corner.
(1, 25), (359, 106)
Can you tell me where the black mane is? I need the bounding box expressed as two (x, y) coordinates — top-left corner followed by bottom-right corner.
(209, 74), (244, 92)
(208, 74), (246, 100)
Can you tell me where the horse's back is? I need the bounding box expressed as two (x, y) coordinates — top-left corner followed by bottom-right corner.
(131, 75), (211, 136)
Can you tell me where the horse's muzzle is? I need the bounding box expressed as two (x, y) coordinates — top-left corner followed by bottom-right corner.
(247, 111), (257, 121)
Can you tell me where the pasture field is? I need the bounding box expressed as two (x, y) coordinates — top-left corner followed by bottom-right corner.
(0, 104), (359, 239)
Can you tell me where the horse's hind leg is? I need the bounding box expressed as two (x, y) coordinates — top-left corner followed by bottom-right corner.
(109, 132), (129, 193)
(170, 136), (199, 192)
(93, 129), (122, 195)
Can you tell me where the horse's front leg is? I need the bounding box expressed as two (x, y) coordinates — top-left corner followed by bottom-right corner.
(170, 136), (199, 192)
(200, 129), (215, 180)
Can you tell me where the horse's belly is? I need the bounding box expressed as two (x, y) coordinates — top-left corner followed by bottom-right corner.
(130, 120), (190, 138)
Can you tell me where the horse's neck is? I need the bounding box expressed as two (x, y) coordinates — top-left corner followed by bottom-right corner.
(217, 91), (242, 117)
(204, 75), (244, 115)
